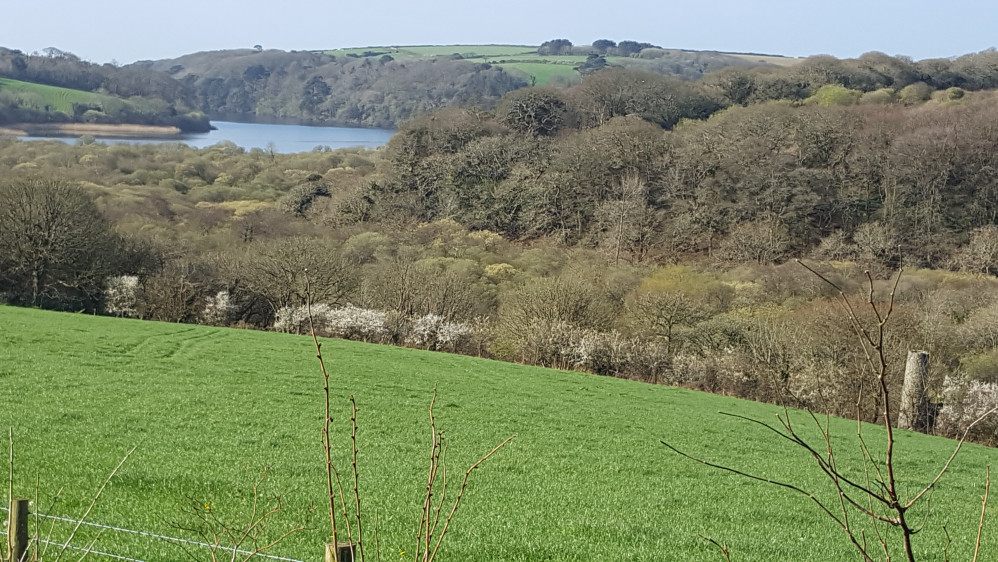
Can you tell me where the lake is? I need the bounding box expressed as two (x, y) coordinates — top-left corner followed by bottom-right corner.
(16, 121), (396, 153)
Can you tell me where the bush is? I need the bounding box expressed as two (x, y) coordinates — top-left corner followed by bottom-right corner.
(936, 376), (998, 445)
(406, 314), (473, 352)
(201, 290), (234, 326)
(806, 84), (862, 106)
(899, 82), (932, 105)
(274, 303), (388, 342)
(104, 275), (140, 318)
(492, 318), (668, 382)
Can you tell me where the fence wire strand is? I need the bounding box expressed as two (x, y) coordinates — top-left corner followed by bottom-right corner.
(0, 529), (146, 562)
(1, 507), (303, 562)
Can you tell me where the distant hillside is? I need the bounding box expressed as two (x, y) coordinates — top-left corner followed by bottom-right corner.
(0, 48), (209, 132)
(137, 49), (528, 129)
(0, 77), (210, 132)
(135, 44), (777, 128)
(323, 44), (786, 85)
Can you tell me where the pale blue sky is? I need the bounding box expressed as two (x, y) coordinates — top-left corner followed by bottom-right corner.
(5, 0), (994, 64)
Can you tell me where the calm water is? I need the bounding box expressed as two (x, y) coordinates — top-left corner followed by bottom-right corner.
(16, 121), (395, 153)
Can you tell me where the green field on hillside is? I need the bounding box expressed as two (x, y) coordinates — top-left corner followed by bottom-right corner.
(0, 77), (157, 117)
(492, 62), (582, 86)
(324, 45), (535, 59)
(322, 45), (587, 85)
(0, 306), (994, 561)
(0, 77), (98, 114)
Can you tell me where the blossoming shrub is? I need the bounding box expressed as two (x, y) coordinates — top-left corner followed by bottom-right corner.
(406, 314), (472, 352)
(326, 305), (389, 342)
(497, 318), (668, 382)
(274, 303), (333, 335)
(937, 377), (998, 445)
(104, 275), (140, 318)
(273, 303), (388, 342)
(201, 290), (234, 326)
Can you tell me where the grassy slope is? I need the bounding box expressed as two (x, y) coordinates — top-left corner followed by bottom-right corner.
(0, 77), (155, 116)
(324, 45), (580, 85)
(0, 77), (97, 114)
(0, 306), (994, 561)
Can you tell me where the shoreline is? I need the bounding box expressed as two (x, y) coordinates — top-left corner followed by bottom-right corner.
(0, 123), (183, 138)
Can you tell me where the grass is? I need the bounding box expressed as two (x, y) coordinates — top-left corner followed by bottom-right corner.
(0, 78), (164, 123)
(0, 78), (157, 121)
(0, 305), (995, 561)
(492, 62), (581, 86)
(323, 45), (535, 59)
(0, 78), (100, 115)
(320, 45), (585, 86)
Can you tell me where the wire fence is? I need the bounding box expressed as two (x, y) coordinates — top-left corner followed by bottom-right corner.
(0, 505), (304, 562)
(0, 529), (144, 561)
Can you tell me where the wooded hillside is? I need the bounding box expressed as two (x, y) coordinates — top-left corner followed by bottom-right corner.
(138, 49), (528, 128)
(0, 47), (210, 131)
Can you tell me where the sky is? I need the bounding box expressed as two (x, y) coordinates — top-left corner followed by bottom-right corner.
(5, 0), (995, 64)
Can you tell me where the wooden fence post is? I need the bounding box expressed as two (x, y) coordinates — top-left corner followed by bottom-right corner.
(325, 542), (355, 562)
(898, 350), (930, 432)
(8, 498), (29, 562)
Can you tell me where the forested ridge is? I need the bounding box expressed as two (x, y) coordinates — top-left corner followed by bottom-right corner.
(5, 49), (998, 444)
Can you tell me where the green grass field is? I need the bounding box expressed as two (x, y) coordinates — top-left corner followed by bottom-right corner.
(0, 77), (100, 114)
(324, 45), (535, 59)
(1, 306), (995, 561)
(321, 45), (585, 86)
(491, 62), (581, 86)
(0, 77), (160, 120)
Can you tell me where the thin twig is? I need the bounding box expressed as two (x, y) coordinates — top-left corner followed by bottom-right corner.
(416, 387), (439, 562)
(942, 525), (952, 562)
(305, 271), (339, 552)
(660, 440), (844, 527)
(350, 397), (364, 562)
(971, 466), (990, 562)
(72, 529), (102, 562)
(374, 508), (381, 562)
(428, 434), (515, 562)
(54, 445), (136, 562)
(427, 436), (448, 555)
(699, 535), (732, 561)
(332, 466), (353, 549)
(38, 487), (63, 562)
(906, 406), (998, 508)
(7, 428), (12, 562)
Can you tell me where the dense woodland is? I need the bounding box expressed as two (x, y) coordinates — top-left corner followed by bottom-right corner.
(3, 55), (998, 444)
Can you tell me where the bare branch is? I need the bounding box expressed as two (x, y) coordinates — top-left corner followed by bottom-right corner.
(428, 434), (516, 562)
(699, 535), (732, 562)
(54, 446), (136, 562)
(305, 270), (339, 548)
(906, 406), (998, 508)
(972, 466), (990, 562)
(660, 440), (845, 527)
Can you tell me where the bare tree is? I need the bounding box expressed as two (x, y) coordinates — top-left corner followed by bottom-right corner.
(235, 237), (357, 318)
(0, 178), (124, 310)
